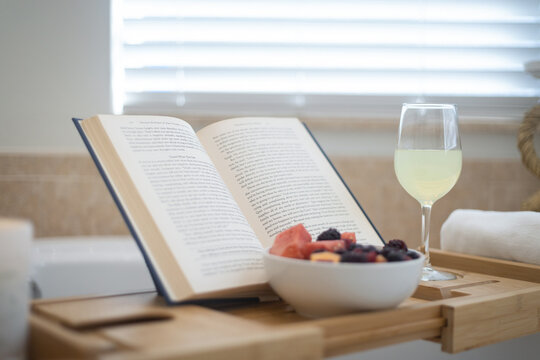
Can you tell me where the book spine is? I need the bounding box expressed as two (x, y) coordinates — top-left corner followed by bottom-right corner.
(302, 123), (385, 245)
(72, 118), (170, 299)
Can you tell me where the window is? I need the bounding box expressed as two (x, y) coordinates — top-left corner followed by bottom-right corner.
(116, 0), (540, 124)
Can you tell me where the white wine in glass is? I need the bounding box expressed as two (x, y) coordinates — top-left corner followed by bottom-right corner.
(394, 104), (462, 281)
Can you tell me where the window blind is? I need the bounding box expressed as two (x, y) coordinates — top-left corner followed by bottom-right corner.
(118, 0), (540, 122)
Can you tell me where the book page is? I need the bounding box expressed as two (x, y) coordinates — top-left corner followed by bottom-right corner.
(197, 118), (383, 248)
(98, 115), (266, 294)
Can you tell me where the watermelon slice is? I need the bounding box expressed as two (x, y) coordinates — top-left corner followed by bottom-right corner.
(269, 223), (312, 259)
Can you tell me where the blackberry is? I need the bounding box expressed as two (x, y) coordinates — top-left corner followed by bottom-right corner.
(352, 244), (377, 252)
(363, 245), (378, 253)
(380, 245), (393, 256)
(340, 251), (369, 263)
(385, 250), (407, 262)
(351, 247), (365, 254)
(387, 239), (408, 251)
(316, 228), (341, 240)
(407, 250), (420, 259)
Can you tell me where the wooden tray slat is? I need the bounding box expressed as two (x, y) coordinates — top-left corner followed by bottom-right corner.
(430, 249), (540, 284)
(441, 287), (540, 353)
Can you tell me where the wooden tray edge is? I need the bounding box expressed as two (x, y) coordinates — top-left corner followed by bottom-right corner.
(430, 249), (540, 284)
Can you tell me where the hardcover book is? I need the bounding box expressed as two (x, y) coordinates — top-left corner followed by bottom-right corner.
(74, 115), (384, 304)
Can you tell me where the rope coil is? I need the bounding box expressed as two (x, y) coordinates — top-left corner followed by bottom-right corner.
(517, 104), (540, 211)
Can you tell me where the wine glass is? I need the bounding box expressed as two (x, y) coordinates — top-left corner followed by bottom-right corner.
(394, 104), (462, 281)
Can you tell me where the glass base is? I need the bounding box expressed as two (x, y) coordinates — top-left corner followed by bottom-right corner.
(421, 266), (457, 281)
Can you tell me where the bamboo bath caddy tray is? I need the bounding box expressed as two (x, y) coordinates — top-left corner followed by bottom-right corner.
(29, 250), (540, 359)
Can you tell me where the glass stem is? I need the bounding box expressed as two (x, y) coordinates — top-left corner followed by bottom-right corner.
(421, 204), (432, 268)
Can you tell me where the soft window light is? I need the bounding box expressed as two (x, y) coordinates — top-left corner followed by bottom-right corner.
(116, 0), (540, 122)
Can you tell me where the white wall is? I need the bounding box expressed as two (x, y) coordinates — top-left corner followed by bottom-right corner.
(0, 0), (112, 152)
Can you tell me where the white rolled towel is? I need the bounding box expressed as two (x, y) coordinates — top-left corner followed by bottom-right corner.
(440, 210), (540, 266)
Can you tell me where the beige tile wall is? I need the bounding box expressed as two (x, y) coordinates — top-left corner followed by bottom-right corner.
(1, 154), (538, 250)
(0, 154), (127, 237)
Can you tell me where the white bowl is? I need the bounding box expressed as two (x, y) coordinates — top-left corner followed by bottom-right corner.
(263, 248), (424, 317)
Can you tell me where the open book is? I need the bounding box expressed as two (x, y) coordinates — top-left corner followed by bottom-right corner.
(74, 116), (384, 304)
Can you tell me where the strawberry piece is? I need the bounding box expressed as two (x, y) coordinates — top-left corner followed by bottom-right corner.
(366, 250), (378, 262)
(340, 232), (356, 249)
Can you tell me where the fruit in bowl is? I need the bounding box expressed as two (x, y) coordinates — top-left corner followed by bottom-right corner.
(263, 224), (424, 317)
(269, 224), (420, 263)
